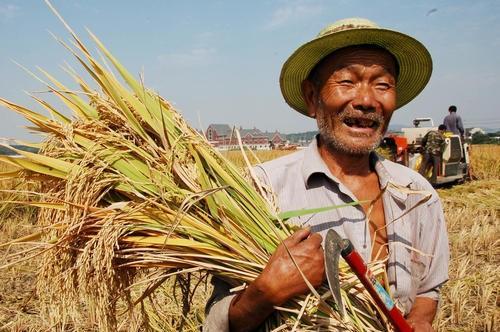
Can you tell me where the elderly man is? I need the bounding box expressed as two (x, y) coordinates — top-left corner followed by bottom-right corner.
(204, 18), (449, 332)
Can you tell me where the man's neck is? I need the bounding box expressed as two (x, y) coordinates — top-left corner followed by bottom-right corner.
(317, 139), (373, 180)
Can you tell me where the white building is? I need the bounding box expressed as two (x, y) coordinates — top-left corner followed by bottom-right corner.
(465, 127), (485, 139)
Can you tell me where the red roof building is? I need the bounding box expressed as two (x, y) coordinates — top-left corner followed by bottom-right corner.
(205, 124), (286, 150)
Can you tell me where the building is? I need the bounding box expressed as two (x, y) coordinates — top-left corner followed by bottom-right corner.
(206, 124), (232, 142)
(205, 124), (286, 150)
(465, 127), (485, 139)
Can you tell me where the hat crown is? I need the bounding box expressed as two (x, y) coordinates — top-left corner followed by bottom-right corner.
(317, 18), (379, 38)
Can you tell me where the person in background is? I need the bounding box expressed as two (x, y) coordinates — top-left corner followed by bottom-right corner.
(443, 105), (464, 139)
(419, 124), (447, 183)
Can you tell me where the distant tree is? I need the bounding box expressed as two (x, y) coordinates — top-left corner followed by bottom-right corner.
(285, 131), (318, 143)
(0, 146), (15, 155)
(0, 145), (39, 155)
(471, 132), (493, 144)
(13, 145), (39, 153)
(486, 131), (500, 138)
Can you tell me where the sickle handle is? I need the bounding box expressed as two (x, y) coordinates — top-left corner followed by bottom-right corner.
(341, 241), (413, 332)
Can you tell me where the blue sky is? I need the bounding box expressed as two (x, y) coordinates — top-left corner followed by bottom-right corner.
(1, 0), (499, 141)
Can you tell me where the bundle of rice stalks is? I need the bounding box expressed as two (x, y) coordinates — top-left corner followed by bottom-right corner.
(0, 4), (391, 331)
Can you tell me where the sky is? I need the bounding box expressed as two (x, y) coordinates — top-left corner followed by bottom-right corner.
(0, 0), (499, 141)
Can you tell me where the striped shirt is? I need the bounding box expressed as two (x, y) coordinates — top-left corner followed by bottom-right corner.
(204, 138), (449, 331)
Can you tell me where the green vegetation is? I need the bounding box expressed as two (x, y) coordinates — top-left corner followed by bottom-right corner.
(471, 131), (500, 144)
(0, 145), (39, 155)
(285, 130), (318, 144)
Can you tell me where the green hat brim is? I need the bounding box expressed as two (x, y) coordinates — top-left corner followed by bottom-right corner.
(280, 28), (433, 117)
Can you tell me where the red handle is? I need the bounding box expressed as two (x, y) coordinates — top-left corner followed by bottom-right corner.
(342, 247), (413, 332)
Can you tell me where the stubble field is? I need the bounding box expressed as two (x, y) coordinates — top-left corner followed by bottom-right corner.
(0, 145), (498, 331)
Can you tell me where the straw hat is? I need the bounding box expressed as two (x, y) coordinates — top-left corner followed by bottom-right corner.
(280, 18), (432, 117)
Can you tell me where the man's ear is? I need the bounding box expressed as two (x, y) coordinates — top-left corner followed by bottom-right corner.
(301, 79), (319, 118)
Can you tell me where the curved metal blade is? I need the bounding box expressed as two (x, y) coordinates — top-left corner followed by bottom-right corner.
(325, 229), (345, 318)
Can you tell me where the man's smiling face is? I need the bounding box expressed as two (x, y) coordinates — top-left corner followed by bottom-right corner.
(304, 46), (398, 155)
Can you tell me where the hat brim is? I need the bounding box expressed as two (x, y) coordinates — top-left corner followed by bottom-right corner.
(280, 28), (432, 117)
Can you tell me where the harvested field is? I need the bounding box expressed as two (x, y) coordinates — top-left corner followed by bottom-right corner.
(1, 145), (499, 331)
(434, 145), (499, 331)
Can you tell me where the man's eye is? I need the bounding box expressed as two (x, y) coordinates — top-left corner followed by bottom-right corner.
(375, 82), (392, 90)
(339, 80), (353, 85)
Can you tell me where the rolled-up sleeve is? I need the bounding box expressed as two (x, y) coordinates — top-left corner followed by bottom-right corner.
(203, 277), (236, 332)
(416, 197), (449, 301)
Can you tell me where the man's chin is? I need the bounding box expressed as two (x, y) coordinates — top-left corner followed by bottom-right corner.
(320, 135), (382, 156)
(333, 144), (378, 156)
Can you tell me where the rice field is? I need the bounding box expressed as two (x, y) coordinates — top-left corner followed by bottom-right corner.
(1, 145), (499, 331)
(434, 144), (499, 332)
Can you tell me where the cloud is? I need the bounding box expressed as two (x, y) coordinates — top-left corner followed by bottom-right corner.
(265, 1), (323, 29)
(0, 3), (19, 21)
(157, 47), (217, 67)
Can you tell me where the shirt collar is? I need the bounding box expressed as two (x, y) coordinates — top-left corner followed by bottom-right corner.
(301, 136), (413, 202)
(301, 136), (335, 186)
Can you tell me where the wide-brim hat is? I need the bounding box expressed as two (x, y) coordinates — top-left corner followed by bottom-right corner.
(280, 18), (433, 117)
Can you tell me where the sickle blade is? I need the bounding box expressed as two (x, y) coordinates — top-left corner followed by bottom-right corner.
(325, 229), (345, 318)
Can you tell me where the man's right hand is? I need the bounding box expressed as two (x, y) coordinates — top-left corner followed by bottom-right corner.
(255, 227), (325, 305)
(228, 228), (325, 332)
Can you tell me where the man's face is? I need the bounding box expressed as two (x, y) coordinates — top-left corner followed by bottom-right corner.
(305, 46), (398, 155)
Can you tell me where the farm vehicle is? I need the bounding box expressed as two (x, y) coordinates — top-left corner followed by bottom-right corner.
(381, 118), (470, 186)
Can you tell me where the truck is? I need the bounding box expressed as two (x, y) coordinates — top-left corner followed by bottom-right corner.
(381, 118), (470, 186)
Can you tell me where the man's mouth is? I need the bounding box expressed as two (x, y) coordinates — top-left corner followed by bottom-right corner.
(343, 117), (379, 129)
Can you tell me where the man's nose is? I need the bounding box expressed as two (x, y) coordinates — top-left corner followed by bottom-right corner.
(351, 83), (377, 112)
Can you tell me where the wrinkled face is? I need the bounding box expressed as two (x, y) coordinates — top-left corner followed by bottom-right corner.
(303, 46), (398, 155)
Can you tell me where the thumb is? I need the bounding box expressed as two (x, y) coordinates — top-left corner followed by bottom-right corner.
(285, 227), (311, 246)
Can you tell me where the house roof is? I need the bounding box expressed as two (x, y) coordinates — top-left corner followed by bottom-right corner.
(207, 124), (232, 136)
(260, 131), (283, 139)
(207, 124), (286, 140)
(239, 128), (263, 137)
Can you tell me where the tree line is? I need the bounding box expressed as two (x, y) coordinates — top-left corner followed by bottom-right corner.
(0, 145), (39, 155)
(471, 132), (500, 145)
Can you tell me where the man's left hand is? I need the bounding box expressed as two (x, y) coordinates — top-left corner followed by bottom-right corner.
(407, 319), (434, 332)
(406, 297), (438, 332)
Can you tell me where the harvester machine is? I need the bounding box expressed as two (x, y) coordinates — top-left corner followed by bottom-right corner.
(381, 118), (470, 186)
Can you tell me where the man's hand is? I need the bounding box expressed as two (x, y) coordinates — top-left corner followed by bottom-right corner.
(407, 319), (434, 332)
(256, 227), (325, 305)
(406, 297), (438, 332)
(228, 228), (325, 332)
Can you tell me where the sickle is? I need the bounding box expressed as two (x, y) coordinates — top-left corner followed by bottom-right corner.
(324, 229), (346, 318)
